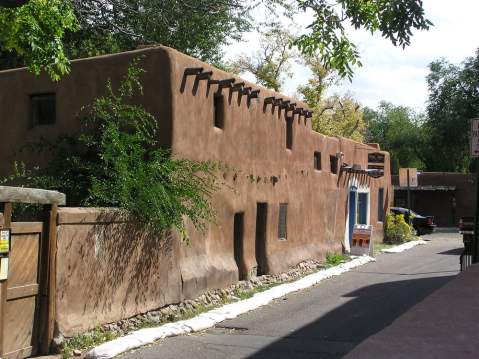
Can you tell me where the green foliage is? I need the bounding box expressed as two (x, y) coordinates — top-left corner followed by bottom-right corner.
(228, 25), (295, 91)
(422, 50), (479, 172)
(325, 253), (346, 266)
(384, 212), (414, 244)
(294, 0), (432, 79)
(297, 55), (337, 107)
(311, 94), (365, 142)
(364, 102), (426, 174)
(4, 59), (220, 238)
(0, 0), (77, 80)
(63, 0), (265, 66)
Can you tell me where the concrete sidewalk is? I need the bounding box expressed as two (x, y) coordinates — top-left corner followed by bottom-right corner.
(344, 261), (479, 359)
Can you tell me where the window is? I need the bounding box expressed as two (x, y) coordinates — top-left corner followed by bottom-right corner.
(213, 93), (224, 129)
(314, 152), (322, 170)
(378, 188), (385, 222)
(286, 117), (293, 150)
(278, 203), (288, 240)
(30, 93), (56, 126)
(330, 155), (338, 174)
(357, 193), (369, 225)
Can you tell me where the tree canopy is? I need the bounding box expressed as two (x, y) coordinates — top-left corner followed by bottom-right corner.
(0, 0), (430, 81)
(0, 0), (77, 80)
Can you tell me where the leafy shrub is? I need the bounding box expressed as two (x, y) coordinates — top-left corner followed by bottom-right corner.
(3, 58), (220, 239)
(384, 212), (415, 244)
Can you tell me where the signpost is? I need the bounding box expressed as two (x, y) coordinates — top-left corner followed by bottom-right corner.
(399, 168), (417, 225)
(470, 119), (479, 262)
(351, 225), (373, 256)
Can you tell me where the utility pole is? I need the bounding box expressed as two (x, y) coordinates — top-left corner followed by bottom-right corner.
(474, 160), (479, 263)
(470, 119), (479, 262)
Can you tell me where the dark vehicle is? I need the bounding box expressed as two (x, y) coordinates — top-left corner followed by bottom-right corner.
(459, 216), (474, 246)
(390, 207), (436, 235)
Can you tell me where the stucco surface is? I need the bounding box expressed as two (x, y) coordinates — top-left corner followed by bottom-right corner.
(0, 46), (392, 336)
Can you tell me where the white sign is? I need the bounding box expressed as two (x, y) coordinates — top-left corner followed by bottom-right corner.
(399, 168), (418, 187)
(471, 119), (479, 157)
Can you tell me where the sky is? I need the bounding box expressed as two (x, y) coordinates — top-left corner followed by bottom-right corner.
(226, 0), (479, 112)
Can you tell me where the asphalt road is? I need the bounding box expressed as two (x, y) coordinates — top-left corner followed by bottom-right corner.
(121, 231), (462, 359)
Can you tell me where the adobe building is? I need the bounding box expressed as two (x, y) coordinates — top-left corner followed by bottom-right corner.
(0, 46), (392, 337)
(393, 172), (475, 227)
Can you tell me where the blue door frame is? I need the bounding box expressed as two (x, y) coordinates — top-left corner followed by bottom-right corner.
(348, 187), (357, 246)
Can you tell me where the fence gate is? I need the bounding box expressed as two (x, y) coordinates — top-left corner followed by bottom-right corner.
(0, 186), (65, 359)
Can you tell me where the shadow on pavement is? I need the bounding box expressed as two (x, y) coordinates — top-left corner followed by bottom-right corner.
(246, 275), (457, 359)
(438, 247), (463, 255)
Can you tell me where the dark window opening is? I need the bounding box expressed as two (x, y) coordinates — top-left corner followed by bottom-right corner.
(234, 212), (246, 280)
(255, 203), (268, 275)
(286, 117), (293, 150)
(30, 93), (56, 126)
(357, 193), (369, 225)
(314, 152), (322, 170)
(378, 188), (385, 222)
(213, 93), (224, 129)
(330, 155), (338, 174)
(278, 203), (288, 240)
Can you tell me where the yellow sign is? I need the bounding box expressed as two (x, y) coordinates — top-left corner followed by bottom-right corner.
(0, 229), (10, 254)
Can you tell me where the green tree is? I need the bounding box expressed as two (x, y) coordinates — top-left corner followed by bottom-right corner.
(4, 59), (220, 238)
(228, 26), (295, 91)
(294, 0), (432, 79)
(422, 50), (479, 172)
(364, 102), (425, 174)
(312, 94), (365, 142)
(0, 0), (77, 80)
(297, 55), (337, 107)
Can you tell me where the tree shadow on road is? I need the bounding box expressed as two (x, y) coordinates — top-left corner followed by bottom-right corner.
(246, 274), (457, 359)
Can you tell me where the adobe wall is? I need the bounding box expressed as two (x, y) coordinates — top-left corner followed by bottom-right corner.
(0, 47), (392, 336)
(164, 47), (392, 299)
(0, 48), (173, 178)
(55, 208), (183, 337)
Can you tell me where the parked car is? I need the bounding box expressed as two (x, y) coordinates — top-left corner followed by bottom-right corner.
(390, 207), (436, 235)
(459, 216), (474, 246)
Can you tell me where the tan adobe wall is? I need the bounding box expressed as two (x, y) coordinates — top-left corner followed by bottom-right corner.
(0, 47), (392, 336)
(163, 47), (392, 297)
(0, 47), (173, 177)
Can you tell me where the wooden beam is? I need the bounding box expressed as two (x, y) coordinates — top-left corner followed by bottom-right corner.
(0, 186), (65, 205)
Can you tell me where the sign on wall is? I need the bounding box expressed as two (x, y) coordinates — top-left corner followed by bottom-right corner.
(399, 168), (418, 187)
(471, 119), (479, 157)
(351, 225), (373, 256)
(0, 229), (10, 254)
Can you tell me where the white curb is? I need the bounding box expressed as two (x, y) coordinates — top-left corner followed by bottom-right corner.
(85, 255), (375, 359)
(381, 239), (427, 253)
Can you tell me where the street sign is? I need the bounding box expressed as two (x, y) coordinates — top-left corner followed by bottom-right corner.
(399, 168), (418, 187)
(351, 225), (373, 256)
(471, 118), (479, 157)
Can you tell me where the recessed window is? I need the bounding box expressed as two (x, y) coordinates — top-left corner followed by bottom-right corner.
(30, 93), (56, 126)
(213, 93), (224, 129)
(314, 152), (322, 170)
(378, 187), (385, 222)
(278, 203), (288, 240)
(330, 155), (338, 174)
(286, 117), (293, 150)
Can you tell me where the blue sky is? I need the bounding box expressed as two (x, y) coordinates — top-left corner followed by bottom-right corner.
(226, 0), (479, 112)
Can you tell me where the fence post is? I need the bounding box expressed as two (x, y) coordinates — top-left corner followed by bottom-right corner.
(0, 202), (12, 357)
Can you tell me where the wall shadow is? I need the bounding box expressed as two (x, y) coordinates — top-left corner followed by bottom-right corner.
(246, 274), (457, 359)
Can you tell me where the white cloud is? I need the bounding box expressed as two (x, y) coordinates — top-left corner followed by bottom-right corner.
(224, 0), (479, 111)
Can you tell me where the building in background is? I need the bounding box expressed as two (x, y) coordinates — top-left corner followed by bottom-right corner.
(393, 172), (475, 227)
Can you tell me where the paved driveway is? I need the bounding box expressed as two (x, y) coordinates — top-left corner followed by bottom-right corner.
(121, 231), (462, 359)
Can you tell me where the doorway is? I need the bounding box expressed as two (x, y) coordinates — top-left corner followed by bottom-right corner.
(255, 203), (268, 276)
(233, 212), (246, 280)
